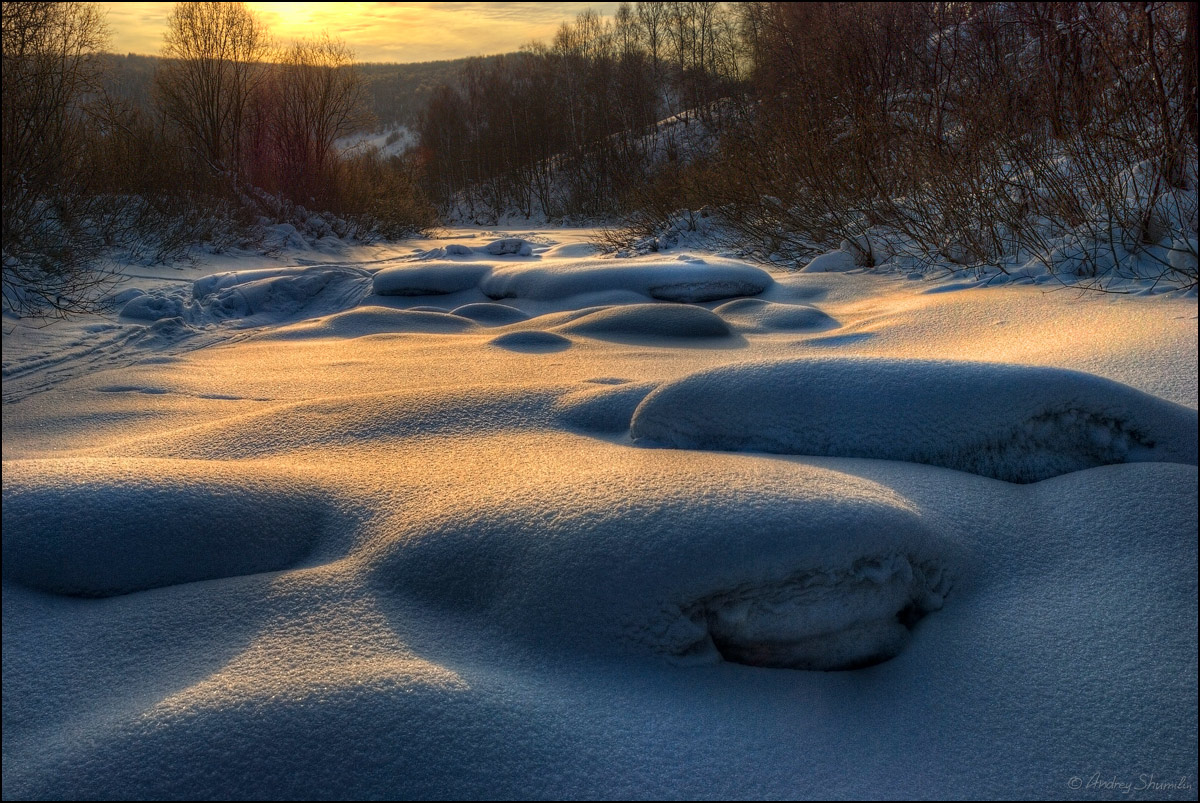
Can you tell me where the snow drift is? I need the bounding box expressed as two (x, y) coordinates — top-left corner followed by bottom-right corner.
(481, 256), (773, 302)
(557, 303), (733, 341)
(714, 298), (839, 332)
(2, 458), (332, 596)
(365, 443), (959, 671)
(372, 261), (494, 296)
(631, 358), (1199, 482)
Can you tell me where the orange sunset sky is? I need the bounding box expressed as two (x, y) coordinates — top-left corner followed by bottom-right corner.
(100, 2), (622, 63)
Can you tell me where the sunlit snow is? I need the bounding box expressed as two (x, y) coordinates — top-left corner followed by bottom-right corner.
(2, 229), (1196, 799)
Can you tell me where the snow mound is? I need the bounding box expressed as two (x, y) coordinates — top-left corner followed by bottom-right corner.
(370, 448), (956, 671)
(543, 242), (600, 259)
(120, 294), (189, 321)
(264, 307), (480, 339)
(484, 238), (533, 256)
(714, 298), (839, 332)
(200, 267), (371, 324)
(552, 381), (657, 433)
(481, 257), (772, 302)
(373, 262), (494, 296)
(101, 287), (146, 309)
(631, 358), (1198, 483)
(557, 303), (732, 341)
(123, 266), (375, 328)
(451, 302), (530, 326)
(801, 250), (859, 273)
(489, 331), (572, 352)
(193, 267), (298, 299)
(1, 459), (330, 597)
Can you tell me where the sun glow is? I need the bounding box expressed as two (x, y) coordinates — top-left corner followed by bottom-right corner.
(101, 2), (621, 62)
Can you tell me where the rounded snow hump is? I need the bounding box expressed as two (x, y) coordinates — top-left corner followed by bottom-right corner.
(630, 357), (1199, 483)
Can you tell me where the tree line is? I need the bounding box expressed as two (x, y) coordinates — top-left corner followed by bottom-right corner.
(3, 1), (1196, 316)
(688, 1), (1198, 283)
(90, 53), (477, 132)
(419, 1), (1197, 285)
(416, 2), (746, 219)
(2, 1), (433, 316)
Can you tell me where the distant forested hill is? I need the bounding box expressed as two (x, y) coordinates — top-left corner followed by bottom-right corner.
(359, 57), (503, 129)
(95, 53), (503, 130)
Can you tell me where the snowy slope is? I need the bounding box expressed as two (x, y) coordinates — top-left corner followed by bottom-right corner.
(2, 228), (1196, 799)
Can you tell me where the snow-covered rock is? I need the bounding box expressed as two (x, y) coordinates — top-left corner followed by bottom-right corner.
(373, 262), (493, 296)
(489, 330), (572, 351)
(557, 303), (733, 341)
(451, 302), (530, 326)
(801, 250), (858, 273)
(484, 238), (533, 256)
(264, 307), (480, 339)
(714, 298), (839, 332)
(631, 358), (1198, 482)
(481, 257), (773, 302)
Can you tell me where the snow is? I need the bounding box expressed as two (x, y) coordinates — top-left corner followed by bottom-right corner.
(122, 265), (374, 327)
(556, 303), (733, 341)
(631, 358), (1197, 483)
(489, 329), (573, 352)
(553, 380), (657, 433)
(2, 226), (1196, 799)
(714, 297), (839, 332)
(261, 306), (481, 339)
(369, 446), (960, 673)
(335, 126), (416, 159)
(450, 302), (530, 326)
(480, 255), (773, 302)
(2, 458), (332, 597)
(372, 261), (493, 296)
(801, 249), (859, 273)
(483, 237), (534, 256)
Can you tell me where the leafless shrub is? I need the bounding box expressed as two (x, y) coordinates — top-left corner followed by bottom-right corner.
(2, 1), (118, 315)
(661, 2), (1197, 288)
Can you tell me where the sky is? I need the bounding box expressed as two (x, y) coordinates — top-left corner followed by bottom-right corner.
(100, 2), (621, 63)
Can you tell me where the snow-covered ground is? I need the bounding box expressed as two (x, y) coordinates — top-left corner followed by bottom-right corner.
(3, 228), (1196, 799)
(335, 126), (416, 159)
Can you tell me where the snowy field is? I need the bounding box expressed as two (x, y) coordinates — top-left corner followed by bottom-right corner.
(2, 228), (1197, 799)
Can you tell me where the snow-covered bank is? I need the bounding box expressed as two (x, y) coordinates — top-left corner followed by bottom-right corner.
(3, 228), (1196, 799)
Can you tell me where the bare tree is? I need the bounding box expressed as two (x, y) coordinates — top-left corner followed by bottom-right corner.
(154, 2), (268, 184)
(2, 1), (114, 315)
(261, 35), (371, 203)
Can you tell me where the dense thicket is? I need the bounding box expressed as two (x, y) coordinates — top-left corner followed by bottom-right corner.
(697, 1), (1198, 282)
(419, 2), (1197, 285)
(417, 3), (745, 219)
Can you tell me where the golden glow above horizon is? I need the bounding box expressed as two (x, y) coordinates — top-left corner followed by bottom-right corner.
(100, 2), (621, 63)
